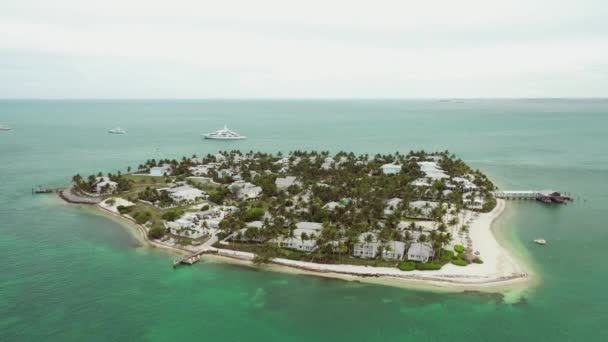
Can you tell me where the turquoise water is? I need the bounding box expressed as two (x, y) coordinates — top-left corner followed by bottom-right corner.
(1, 99), (607, 341)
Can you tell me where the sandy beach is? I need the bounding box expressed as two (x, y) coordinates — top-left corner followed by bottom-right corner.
(90, 196), (532, 291)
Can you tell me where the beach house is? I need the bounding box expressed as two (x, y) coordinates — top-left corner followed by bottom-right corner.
(150, 164), (172, 176)
(384, 197), (403, 216)
(380, 163), (402, 175)
(382, 241), (407, 260)
(407, 242), (435, 263)
(275, 176), (302, 189)
(94, 177), (117, 194)
(279, 221), (322, 252)
(166, 185), (205, 203)
(352, 232), (381, 259)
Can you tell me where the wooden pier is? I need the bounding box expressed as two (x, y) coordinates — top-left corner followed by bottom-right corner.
(493, 190), (572, 204)
(173, 251), (204, 268)
(32, 186), (65, 194)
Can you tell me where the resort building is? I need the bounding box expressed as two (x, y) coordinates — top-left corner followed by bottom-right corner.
(382, 241), (407, 260)
(380, 163), (402, 175)
(408, 200), (440, 218)
(150, 164), (172, 176)
(275, 176), (302, 189)
(320, 157), (334, 170)
(417, 161), (449, 179)
(407, 243), (435, 263)
(452, 177), (478, 193)
(94, 177), (117, 194)
(279, 221), (322, 252)
(166, 185), (206, 203)
(353, 232), (381, 259)
(231, 181), (263, 200)
(384, 197), (403, 216)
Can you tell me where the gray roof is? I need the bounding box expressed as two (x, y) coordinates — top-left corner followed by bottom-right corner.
(408, 243), (434, 257)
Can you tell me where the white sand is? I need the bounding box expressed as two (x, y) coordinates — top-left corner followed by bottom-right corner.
(94, 195), (531, 290)
(99, 197), (136, 214)
(209, 199), (531, 289)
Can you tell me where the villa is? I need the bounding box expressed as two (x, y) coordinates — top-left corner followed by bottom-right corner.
(150, 164), (172, 177)
(452, 176), (478, 193)
(384, 197), (402, 216)
(380, 163), (402, 175)
(417, 161), (449, 179)
(275, 176), (302, 189)
(407, 242), (435, 263)
(353, 232), (381, 259)
(280, 221), (322, 252)
(94, 177), (117, 194)
(408, 200), (440, 218)
(321, 157), (334, 170)
(166, 185), (206, 203)
(382, 241), (407, 260)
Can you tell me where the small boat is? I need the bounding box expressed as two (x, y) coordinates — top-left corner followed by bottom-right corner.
(108, 127), (127, 134)
(202, 125), (247, 140)
(0, 124), (11, 131)
(534, 239), (546, 245)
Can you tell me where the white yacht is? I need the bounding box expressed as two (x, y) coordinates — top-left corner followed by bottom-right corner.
(203, 125), (247, 140)
(0, 124), (11, 131)
(108, 127), (127, 134)
(534, 238), (546, 245)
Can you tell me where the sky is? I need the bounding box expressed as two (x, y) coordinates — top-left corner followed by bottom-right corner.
(0, 0), (607, 98)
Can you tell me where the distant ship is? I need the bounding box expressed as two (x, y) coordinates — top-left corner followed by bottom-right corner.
(203, 125), (247, 140)
(0, 124), (11, 131)
(108, 127), (127, 134)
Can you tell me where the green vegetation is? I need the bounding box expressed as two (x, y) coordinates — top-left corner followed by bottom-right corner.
(105, 199), (116, 206)
(117, 205), (133, 214)
(161, 209), (184, 221)
(72, 149), (497, 271)
(451, 259), (468, 266)
(147, 226), (166, 239)
(398, 261), (416, 271)
(132, 211), (152, 224)
(415, 263), (442, 270)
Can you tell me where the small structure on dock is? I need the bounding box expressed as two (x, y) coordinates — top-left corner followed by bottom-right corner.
(173, 253), (203, 268)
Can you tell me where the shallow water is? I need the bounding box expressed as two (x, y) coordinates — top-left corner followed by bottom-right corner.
(1, 99), (607, 341)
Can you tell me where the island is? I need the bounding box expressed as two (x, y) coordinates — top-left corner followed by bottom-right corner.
(63, 150), (529, 289)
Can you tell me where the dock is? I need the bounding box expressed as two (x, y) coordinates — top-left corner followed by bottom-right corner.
(493, 190), (572, 204)
(173, 251), (205, 268)
(32, 186), (65, 194)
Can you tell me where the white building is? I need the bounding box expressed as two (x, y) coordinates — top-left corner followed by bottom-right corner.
(321, 157), (334, 170)
(166, 185), (205, 203)
(417, 161), (449, 179)
(407, 243), (435, 263)
(408, 200), (440, 218)
(384, 198), (403, 216)
(275, 176), (302, 189)
(380, 163), (402, 175)
(452, 177), (479, 193)
(150, 164), (172, 176)
(280, 222), (322, 252)
(382, 241), (407, 260)
(353, 232), (381, 259)
(231, 181), (263, 200)
(94, 177), (117, 194)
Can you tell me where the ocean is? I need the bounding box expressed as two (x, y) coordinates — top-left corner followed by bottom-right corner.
(1, 99), (607, 341)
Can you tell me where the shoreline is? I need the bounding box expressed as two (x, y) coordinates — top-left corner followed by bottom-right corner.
(81, 195), (535, 293)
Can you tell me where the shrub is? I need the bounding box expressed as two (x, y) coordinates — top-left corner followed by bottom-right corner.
(415, 262), (443, 271)
(161, 210), (183, 221)
(201, 204), (210, 211)
(147, 226), (165, 239)
(117, 205), (133, 214)
(454, 245), (465, 253)
(473, 257), (484, 264)
(133, 211), (152, 224)
(105, 199), (116, 206)
(451, 259), (468, 266)
(398, 262), (416, 271)
(243, 207), (265, 222)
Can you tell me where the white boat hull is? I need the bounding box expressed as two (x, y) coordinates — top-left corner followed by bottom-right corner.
(203, 135), (247, 140)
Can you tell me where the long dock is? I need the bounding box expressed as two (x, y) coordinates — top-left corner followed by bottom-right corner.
(493, 190), (572, 204)
(32, 186), (65, 194)
(173, 251), (205, 268)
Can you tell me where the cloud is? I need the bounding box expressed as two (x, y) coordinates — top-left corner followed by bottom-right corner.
(1, 0), (607, 98)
